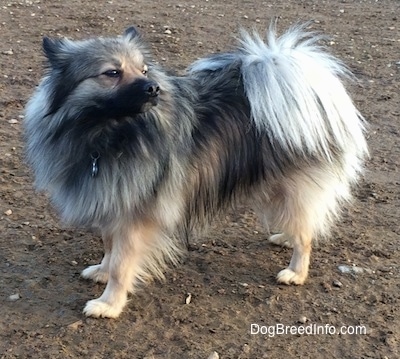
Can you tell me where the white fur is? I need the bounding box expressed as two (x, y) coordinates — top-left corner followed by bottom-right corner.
(239, 24), (367, 161)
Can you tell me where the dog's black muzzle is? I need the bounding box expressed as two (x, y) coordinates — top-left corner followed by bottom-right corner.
(95, 78), (161, 118)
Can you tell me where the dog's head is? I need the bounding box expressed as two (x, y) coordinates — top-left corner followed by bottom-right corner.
(43, 26), (160, 118)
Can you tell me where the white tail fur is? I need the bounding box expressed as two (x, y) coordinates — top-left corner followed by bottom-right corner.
(239, 24), (368, 162)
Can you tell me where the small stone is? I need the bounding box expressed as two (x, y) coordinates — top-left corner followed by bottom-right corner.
(67, 320), (83, 330)
(4, 209), (12, 216)
(8, 293), (21, 301)
(164, 29), (172, 35)
(338, 264), (372, 275)
(298, 316), (308, 324)
(333, 280), (343, 288)
(2, 49), (13, 55)
(338, 265), (352, 274)
(207, 352), (219, 359)
(8, 119), (19, 124)
(185, 293), (192, 304)
(321, 282), (332, 292)
(370, 192), (379, 199)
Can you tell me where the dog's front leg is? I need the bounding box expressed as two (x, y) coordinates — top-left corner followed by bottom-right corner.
(81, 233), (112, 284)
(268, 233), (293, 248)
(83, 222), (155, 318)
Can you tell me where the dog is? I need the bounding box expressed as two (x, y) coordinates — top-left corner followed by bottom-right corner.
(24, 23), (368, 318)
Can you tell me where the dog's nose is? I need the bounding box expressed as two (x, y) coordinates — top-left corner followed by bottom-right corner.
(146, 82), (160, 97)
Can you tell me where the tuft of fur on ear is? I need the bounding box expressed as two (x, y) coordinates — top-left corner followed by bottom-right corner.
(123, 26), (141, 41)
(42, 37), (68, 69)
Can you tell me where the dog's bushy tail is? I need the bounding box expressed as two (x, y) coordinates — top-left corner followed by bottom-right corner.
(238, 23), (367, 161)
(190, 23), (367, 164)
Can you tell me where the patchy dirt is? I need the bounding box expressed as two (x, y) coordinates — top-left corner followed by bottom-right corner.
(0, 0), (399, 358)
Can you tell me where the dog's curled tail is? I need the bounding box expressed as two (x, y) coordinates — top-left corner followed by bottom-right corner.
(239, 23), (368, 161)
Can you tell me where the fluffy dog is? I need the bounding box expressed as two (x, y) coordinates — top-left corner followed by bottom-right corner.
(25, 24), (368, 318)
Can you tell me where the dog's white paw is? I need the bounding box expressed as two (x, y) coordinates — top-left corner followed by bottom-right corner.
(81, 264), (109, 283)
(83, 298), (123, 318)
(268, 233), (293, 248)
(276, 268), (307, 285)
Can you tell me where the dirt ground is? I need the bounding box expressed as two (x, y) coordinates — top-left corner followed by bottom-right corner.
(0, 0), (399, 358)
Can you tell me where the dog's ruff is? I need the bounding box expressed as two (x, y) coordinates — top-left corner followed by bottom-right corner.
(24, 23), (368, 318)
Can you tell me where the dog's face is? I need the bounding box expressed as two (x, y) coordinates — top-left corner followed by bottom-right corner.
(43, 27), (160, 118)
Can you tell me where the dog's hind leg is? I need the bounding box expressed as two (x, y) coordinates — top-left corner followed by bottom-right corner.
(260, 203), (312, 285)
(276, 232), (311, 285)
(270, 167), (344, 285)
(271, 181), (315, 285)
(81, 233), (112, 284)
(272, 174), (357, 284)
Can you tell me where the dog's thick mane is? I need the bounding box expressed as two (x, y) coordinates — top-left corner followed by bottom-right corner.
(25, 72), (194, 229)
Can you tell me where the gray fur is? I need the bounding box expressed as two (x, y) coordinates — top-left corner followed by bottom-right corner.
(24, 24), (368, 318)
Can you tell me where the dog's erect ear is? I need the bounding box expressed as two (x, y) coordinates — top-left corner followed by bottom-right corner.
(42, 37), (68, 69)
(123, 26), (141, 41)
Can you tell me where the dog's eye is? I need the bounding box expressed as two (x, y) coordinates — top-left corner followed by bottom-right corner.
(103, 69), (122, 78)
(142, 65), (148, 76)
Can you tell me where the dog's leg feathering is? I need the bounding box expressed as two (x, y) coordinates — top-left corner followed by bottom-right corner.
(83, 227), (135, 318)
(81, 233), (112, 284)
(83, 224), (148, 318)
(83, 221), (179, 318)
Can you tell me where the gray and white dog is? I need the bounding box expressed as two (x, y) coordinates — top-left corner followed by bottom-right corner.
(25, 24), (368, 318)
